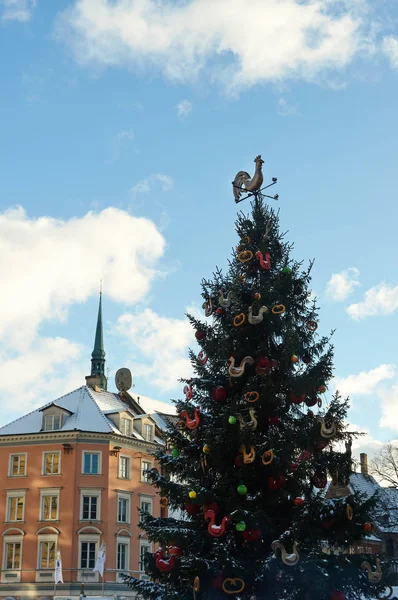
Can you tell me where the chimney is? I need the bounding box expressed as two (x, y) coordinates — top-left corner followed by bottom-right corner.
(360, 453), (368, 476)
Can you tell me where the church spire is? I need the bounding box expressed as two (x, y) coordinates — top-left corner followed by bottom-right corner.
(86, 288), (107, 390)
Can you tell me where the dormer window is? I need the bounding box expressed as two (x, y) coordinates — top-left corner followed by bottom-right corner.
(44, 414), (62, 431)
(120, 417), (132, 437)
(143, 423), (154, 442)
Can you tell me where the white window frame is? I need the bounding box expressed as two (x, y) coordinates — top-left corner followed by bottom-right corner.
(43, 413), (62, 431)
(141, 459), (152, 483)
(116, 535), (130, 579)
(140, 495), (153, 515)
(82, 451), (102, 475)
(80, 488), (101, 521)
(42, 451), (61, 475)
(77, 533), (100, 582)
(142, 423), (154, 442)
(120, 417), (132, 436)
(117, 493), (130, 524)
(35, 533), (58, 582)
(8, 453), (27, 477)
(118, 455), (130, 479)
(2, 534), (23, 583)
(139, 541), (152, 572)
(40, 489), (60, 521)
(6, 490), (26, 522)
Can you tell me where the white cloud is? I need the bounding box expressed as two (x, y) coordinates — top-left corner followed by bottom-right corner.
(378, 383), (398, 430)
(325, 267), (360, 301)
(56, 0), (371, 90)
(333, 364), (396, 397)
(0, 204), (167, 425)
(116, 308), (193, 391)
(131, 173), (173, 196)
(0, 205), (166, 349)
(1, 0), (36, 22)
(346, 282), (398, 319)
(382, 36), (398, 69)
(277, 97), (298, 116)
(177, 99), (192, 117)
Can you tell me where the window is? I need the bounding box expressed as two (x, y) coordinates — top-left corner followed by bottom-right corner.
(7, 495), (24, 522)
(41, 492), (59, 521)
(80, 541), (96, 569)
(82, 452), (101, 474)
(143, 424), (154, 442)
(5, 542), (21, 569)
(39, 541), (55, 569)
(80, 489), (101, 521)
(120, 418), (132, 436)
(118, 456), (130, 479)
(82, 496), (97, 520)
(141, 460), (152, 482)
(117, 494), (130, 523)
(140, 496), (153, 515)
(43, 414), (62, 431)
(43, 452), (60, 475)
(139, 542), (151, 571)
(117, 542), (128, 570)
(386, 538), (395, 557)
(9, 454), (26, 477)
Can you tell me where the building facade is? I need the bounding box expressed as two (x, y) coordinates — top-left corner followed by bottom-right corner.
(0, 296), (170, 600)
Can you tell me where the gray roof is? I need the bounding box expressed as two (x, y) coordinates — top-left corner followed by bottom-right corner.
(0, 385), (158, 440)
(348, 473), (398, 534)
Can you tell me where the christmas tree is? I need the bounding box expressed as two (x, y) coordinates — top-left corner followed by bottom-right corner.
(124, 158), (387, 600)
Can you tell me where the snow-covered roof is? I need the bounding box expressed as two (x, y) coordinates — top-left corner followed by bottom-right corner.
(0, 385), (162, 441)
(348, 473), (398, 534)
(348, 473), (380, 497)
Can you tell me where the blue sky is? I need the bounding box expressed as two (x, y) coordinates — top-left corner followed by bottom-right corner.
(1, 0), (398, 461)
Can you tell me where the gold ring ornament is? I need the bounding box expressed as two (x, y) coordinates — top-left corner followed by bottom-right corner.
(237, 250), (253, 263)
(233, 313), (246, 327)
(272, 304), (286, 315)
(346, 504), (353, 521)
(262, 449), (274, 465)
(244, 391), (259, 403)
(306, 320), (318, 331)
(222, 578), (245, 595)
(160, 497), (168, 508)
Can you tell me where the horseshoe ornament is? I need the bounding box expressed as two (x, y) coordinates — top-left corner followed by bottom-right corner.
(202, 298), (213, 317)
(218, 290), (232, 308)
(317, 416), (337, 439)
(239, 445), (256, 464)
(236, 408), (257, 430)
(197, 350), (208, 365)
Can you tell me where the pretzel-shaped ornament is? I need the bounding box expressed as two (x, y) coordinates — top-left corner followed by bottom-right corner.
(238, 250), (253, 263)
(244, 391), (259, 403)
(222, 578), (245, 595)
(272, 304), (286, 315)
(233, 313), (246, 327)
(262, 449), (274, 465)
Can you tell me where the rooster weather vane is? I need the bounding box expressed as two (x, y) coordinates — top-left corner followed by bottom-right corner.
(232, 155), (279, 204)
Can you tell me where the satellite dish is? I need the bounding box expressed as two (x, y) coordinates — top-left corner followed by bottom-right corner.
(115, 368), (132, 392)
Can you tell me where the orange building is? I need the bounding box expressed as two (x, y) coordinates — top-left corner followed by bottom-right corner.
(0, 295), (169, 600)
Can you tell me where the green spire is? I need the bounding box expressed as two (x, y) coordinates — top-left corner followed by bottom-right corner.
(90, 291), (107, 390)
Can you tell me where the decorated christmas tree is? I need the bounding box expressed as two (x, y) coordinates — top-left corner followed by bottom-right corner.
(123, 156), (388, 600)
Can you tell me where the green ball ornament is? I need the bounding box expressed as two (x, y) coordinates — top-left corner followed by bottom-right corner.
(171, 448), (180, 458)
(228, 416), (237, 425)
(237, 483), (247, 496)
(282, 267), (291, 274)
(236, 521), (246, 532)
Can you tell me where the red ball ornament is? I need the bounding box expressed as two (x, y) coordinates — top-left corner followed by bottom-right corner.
(211, 386), (227, 403)
(307, 410), (314, 417)
(254, 292), (261, 301)
(330, 592), (346, 600)
(312, 473), (327, 489)
(303, 355), (312, 364)
(268, 475), (286, 491)
(242, 528), (262, 542)
(289, 392), (305, 405)
(305, 395), (318, 407)
(290, 355), (299, 364)
(293, 497), (305, 507)
(234, 454), (242, 467)
(216, 307), (224, 316)
(363, 522), (374, 533)
(319, 385), (327, 393)
(185, 502), (200, 516)
(268, 415), (280, 425)
(195, 330), (205, 340)
(314, 441), (329, 452)
(291, 462), (298, 471)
